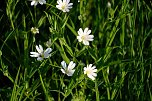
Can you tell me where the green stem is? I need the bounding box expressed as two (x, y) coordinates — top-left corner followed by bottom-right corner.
(38, 69), (51, 101)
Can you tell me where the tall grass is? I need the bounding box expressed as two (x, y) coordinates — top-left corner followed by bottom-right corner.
(0, 0), (152, 100)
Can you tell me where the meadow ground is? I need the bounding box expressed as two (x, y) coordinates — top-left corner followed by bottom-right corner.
(0, 0), (152, 101)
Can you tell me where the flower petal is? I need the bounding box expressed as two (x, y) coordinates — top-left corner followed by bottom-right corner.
(61, 61), (67, 70)
(44, 48), (52, 54)
(87, 74), (95, 80)
(66, 0), (70, 3)
(36, 45), (43, 53)
(37, 57), (43, 61)
(83, 40), (89, 45)
(31, 1), (36, 6)
(68, 61), (76, 70)
(61, 68), (66, 74)
(77, 36), (82, 42)
(92, 72), (97, 77)
(67, 69), (75, 76)
(87, 35), (94, 41)
(88, 64), (93, 68)
(30, 52), (40, 57)
(84, 28), (89, 35)
(86, 29), (91, 35)
(78, 28), (83, 35)
(44, 53), (50, 58)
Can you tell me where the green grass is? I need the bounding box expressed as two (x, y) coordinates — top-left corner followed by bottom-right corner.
(0, 0), (152, 101)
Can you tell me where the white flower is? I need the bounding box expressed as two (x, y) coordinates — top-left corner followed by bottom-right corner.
(31, 27), (39, 34)
(77, 28), (94, 45)
(61, 61), (76, 76)
(30, 0), (46, 6)
(30, 45), (52, 61)
(84, 64), (97, 80)
(56, 0), (73, 12)
(107, 2), (111, 8)
(78, 0), (80, 2)
(46, 39), (52, 47)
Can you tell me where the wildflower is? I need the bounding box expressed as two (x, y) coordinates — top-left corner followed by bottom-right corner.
(30, 0), (46, 6)
(46, 39), (52, 48)
(78, 0), (80, 2)
(107, 2), (111, 8)
(77, 28), (94, 45)
(56, 0), (73, 12)
(84, 64), (97, 80)
(61, 61), (76, 76)
(31, 27), (39, 34)
(30, 45), (52, 61)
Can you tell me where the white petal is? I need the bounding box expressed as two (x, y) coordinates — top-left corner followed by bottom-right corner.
(66, 0), (70, 3)
(56, 5), (60, 9)
(30, 52), (40, 57)
(92, 73), (97, 77)
(31, 1), (36, 6)
(44, 48), (52, 54)
(44, 48), (52, 58)
(91, 66), (96, 70)
(44, 53), (50, 58)
(40, 0), (46, 4)
(84, 28), (89, 34)
(39, 2), (44, 5)
(46, 39), (52, 47)
(87, 35), (94, 41)
(61, 69), (66, 74)
(87, 38), (94, 41)
(78, 28), (83, 35)
(68, 3), (73, 6)
(68, 61), (76, 70)
(57, 0), (62, 4)
(36, 45), (43, 53)
(65, 9), (70, 12)
(77, 36), (82, 42)
(67, 69), (75, 76)
(37, 57), (43, 61)
(93, 69), (97, 73)
(87, 74), (95, 80)
(86, 29), (91, 35)
(83, 40), (89, 45)
(39, 0), (46, 5)
(63, 10), (66, 12)
(84, 67), (87, 73)
(39, 45), (43, 51)
(61, 61), (67, 69)
(88, 64), (93, 68)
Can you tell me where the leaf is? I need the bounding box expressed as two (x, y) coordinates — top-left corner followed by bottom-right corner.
(38, 16), (46, 27)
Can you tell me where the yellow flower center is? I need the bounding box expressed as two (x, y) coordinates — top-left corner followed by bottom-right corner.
(86, 69), (91, 75)
(40, 53), (44, 58)
(81, 35), (85, 40)
(61, 3), (66, 10)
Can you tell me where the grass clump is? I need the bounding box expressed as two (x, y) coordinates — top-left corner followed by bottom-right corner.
(0, 0), (152, 101)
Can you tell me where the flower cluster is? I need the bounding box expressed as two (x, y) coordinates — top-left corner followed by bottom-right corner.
(60, 61), (97, 80)
(30, 43), (97, 80)
(29, 0), (97, 80)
